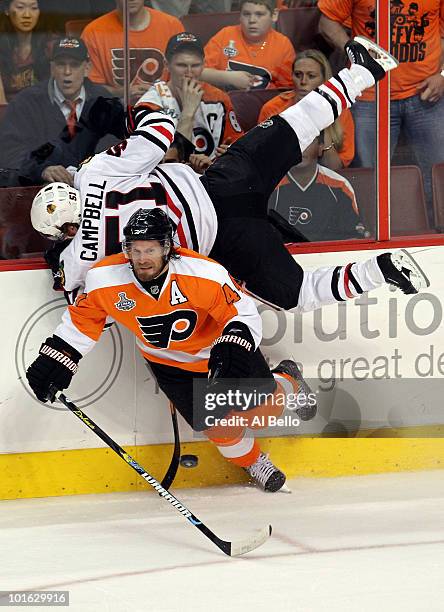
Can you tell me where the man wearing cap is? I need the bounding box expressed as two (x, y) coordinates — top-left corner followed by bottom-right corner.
(0, 37), (119, 178)
(137, 32), (243, 162)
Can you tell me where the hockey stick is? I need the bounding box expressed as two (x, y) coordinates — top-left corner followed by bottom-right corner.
(55, 391), (272, 557)
(160, 402), (180, 489)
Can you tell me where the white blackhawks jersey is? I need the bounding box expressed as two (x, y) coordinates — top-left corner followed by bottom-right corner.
(59, 111), (218, 293)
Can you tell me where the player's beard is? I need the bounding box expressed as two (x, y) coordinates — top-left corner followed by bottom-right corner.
(132, 259), (168, 282)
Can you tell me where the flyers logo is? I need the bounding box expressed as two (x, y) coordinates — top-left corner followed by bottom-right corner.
(137, 310), (198, 348)
(289, 206), (312, 225)
(227, 61), (272, 89)
(111, 48), (165, 86)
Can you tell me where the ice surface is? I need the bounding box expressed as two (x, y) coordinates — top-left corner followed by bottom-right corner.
(1, 471), (444, 611)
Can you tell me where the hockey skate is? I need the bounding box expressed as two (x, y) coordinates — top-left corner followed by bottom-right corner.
(244, 452), (287, 492)
(377, 249), (430, 295)
(345, 35), (398, 83)
(272, 360), (317, 421)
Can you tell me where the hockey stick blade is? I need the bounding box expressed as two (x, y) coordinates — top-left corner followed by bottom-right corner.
(55, 391), (272, 557)
(229, 524), (272, 557)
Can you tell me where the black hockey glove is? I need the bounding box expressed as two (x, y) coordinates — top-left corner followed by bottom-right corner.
(208, 323), (255, 380)
(26, 335), (82, 403)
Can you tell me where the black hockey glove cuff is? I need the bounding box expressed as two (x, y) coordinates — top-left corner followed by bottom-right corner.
(208, 322), (255, 380)
(26, 335), (82, 403)
(44, 240), (71, 291)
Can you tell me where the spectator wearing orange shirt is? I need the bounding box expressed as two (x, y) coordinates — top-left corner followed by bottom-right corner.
(81, 0), (183, 102)
(319, 0), (444, 209)
(201, 0), (295, 91)
(259, 49), (355, 168)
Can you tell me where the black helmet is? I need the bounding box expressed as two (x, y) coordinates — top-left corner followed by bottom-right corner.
(123, 208), (174, 244)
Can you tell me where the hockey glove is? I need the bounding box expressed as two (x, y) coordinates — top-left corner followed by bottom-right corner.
(208, 323), (255, 380)
(26, 335), (82, 403)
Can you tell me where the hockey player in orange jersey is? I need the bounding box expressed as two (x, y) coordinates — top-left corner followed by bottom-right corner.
(31, 37), (429, 312)
(26, 208), (317, 493)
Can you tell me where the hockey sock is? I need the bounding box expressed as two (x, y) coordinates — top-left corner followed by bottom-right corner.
(206, 431), (261, 467)
(280, 65), (375, 152)
(295, 255), (385, 313)
(273, 372), (298, 398)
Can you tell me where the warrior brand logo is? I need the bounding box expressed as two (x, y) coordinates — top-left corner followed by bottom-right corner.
(16, 297), (124, 410)
(114, 292), (136, 311)
(121, 454), (201, 524)
(289, 206), (312, 225)
(143, 473), (202, 525)
(137, 310), (198, 348)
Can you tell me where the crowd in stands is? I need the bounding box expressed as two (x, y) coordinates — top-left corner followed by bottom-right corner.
(0, 0), (443, 258)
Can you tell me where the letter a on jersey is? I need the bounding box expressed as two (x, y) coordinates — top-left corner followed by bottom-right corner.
(170, 280), (188, 305)
(137, 310), (197, 348)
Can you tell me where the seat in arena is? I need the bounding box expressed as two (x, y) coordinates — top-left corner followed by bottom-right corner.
(338, 165), (430, 236)
(0, 186), (49, 259)
(228, 88), (288, 131)
(182, 11), (240, 46)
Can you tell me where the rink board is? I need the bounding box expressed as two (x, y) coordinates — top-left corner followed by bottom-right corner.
(1, 245), (444, 499)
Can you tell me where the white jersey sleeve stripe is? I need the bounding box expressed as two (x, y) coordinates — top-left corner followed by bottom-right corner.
(138, 114), (176, 130)
(55, 309), (98, 356)
(85, 263), (133, 294)
(134, 130), (170, 154)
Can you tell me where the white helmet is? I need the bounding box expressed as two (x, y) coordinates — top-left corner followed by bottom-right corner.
(30, 182), (81, 241)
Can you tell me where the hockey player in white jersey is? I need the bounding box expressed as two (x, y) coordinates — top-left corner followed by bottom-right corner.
(31, 37), (429, 309)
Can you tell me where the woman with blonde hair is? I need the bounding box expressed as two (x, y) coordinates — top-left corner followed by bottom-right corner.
(258, 48), (355, 168)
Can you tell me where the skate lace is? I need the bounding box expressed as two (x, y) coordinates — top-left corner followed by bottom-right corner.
(246, 453), (277, 487)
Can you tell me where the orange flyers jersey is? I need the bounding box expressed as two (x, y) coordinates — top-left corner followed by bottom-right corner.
(318, 0), (444, 100)
(60, 111), (218, 294)
(204, 25), (296, 89)
(81, 9), (183, 87)
(55, 249), (262, 372)
(137, 81), (243, 159)
(258, 90), (355, 167)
